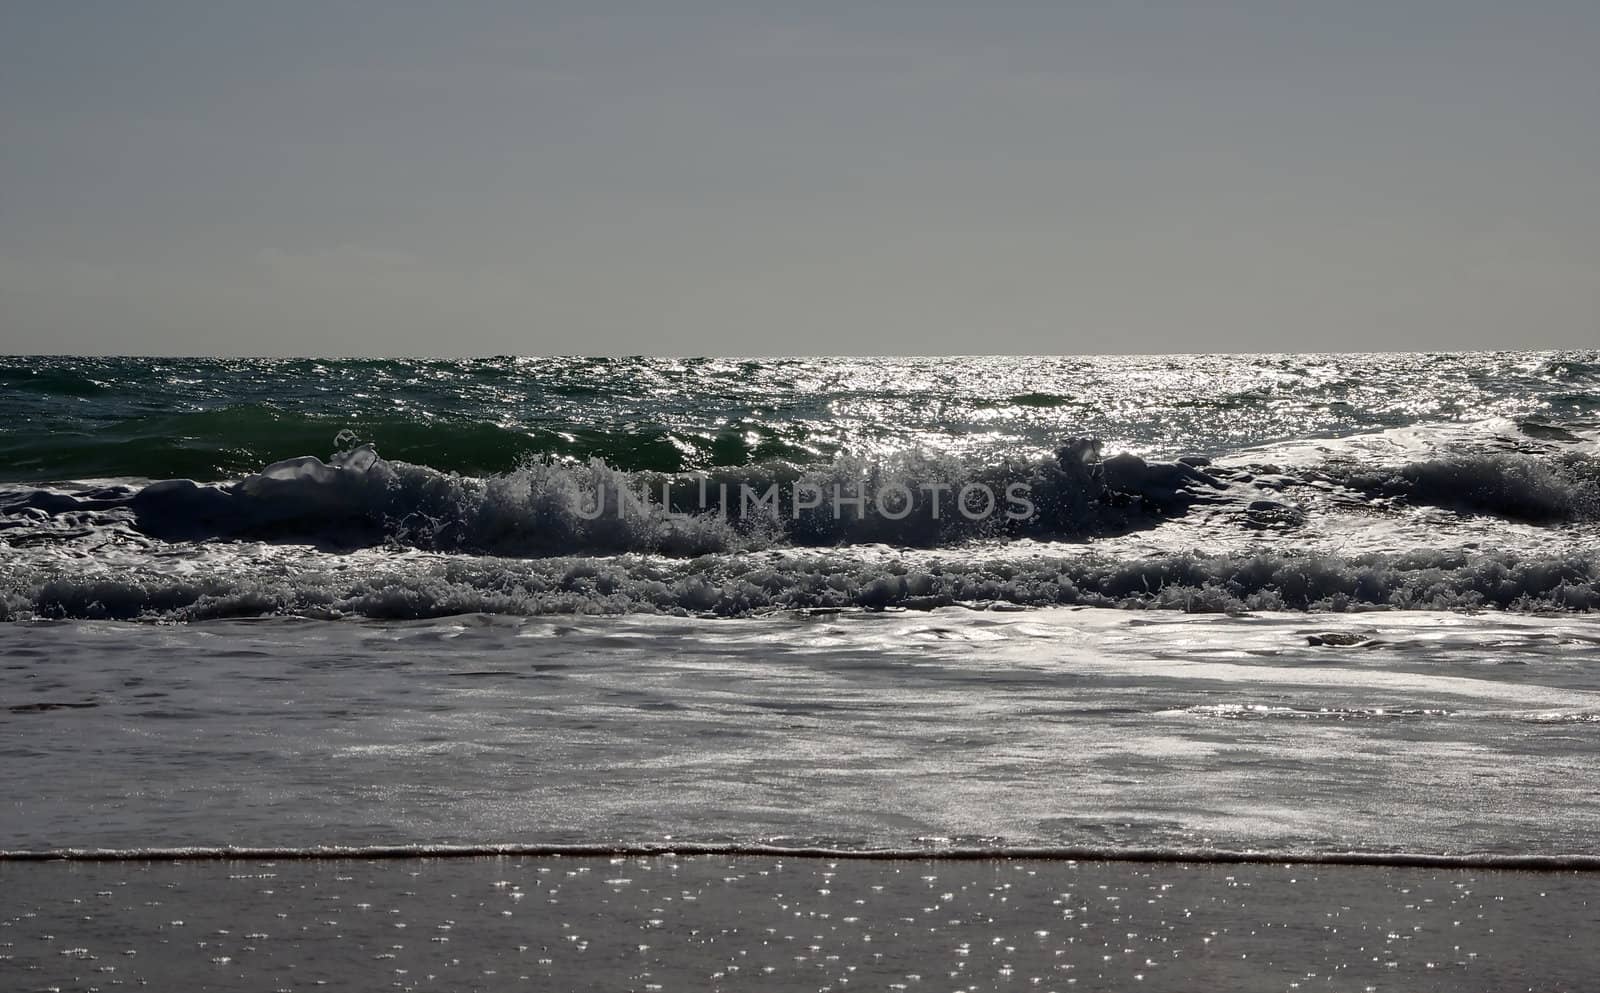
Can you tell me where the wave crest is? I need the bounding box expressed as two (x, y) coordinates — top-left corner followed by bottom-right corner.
(1333, 453), (1600, 522)
(3, 440), (1235, 555)
(3, 423), (1598, 565)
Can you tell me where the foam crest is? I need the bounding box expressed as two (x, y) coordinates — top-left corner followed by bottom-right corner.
(4, 546), (1598, 621)
(1330, 453), (1600, 522)
(2, 441), (1233, 555)
(3, 421), (1598, 585)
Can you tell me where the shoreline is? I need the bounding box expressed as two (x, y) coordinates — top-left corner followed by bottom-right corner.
(5, 844), (1600, 872)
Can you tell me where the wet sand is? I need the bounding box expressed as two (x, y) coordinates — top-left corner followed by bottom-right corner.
(3, 855), (1595, 992)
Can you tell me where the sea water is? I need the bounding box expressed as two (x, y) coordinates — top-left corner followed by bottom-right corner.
(3, 352), (1599, 860)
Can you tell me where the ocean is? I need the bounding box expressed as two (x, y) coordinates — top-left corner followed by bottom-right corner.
(3, 352), (1599, 990)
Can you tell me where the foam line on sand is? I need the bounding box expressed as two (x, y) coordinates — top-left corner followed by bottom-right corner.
(5, 843), (1600, 871)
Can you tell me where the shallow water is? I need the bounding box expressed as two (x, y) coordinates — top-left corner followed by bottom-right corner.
(6, 608), (1599, 857)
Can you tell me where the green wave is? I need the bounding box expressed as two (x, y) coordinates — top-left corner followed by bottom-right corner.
(0, 405), (828, 482)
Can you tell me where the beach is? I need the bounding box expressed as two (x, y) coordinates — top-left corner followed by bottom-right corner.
(5, 855), (1596, 992)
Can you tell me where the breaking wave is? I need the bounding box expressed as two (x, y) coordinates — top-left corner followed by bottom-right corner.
(3, 418), (1599, 621)
(0, 439), (1237, 555)
(1331, 453), (1600, 523)
(3, 546), (1598, 622)
(5, 427), (1595, 561)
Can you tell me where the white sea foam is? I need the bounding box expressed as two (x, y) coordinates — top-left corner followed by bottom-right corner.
(1, 542), (1597, 621)
(2, 419), (1597, 620)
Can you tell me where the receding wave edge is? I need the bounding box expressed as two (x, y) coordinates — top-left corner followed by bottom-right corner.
(4, 843), (1599, 871)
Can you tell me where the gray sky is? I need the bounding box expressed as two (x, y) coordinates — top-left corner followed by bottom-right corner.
(1, 1), (1596, 356)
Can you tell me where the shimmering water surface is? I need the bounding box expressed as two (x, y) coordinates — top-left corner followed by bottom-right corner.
(3, 354), (1599, 865)
(6, 609), (1600, 857)
(3, 353), (1597, 481)
(3, 351), (1599, 621)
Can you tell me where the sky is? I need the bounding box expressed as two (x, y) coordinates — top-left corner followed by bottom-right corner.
(1, 1), (1596, 356)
